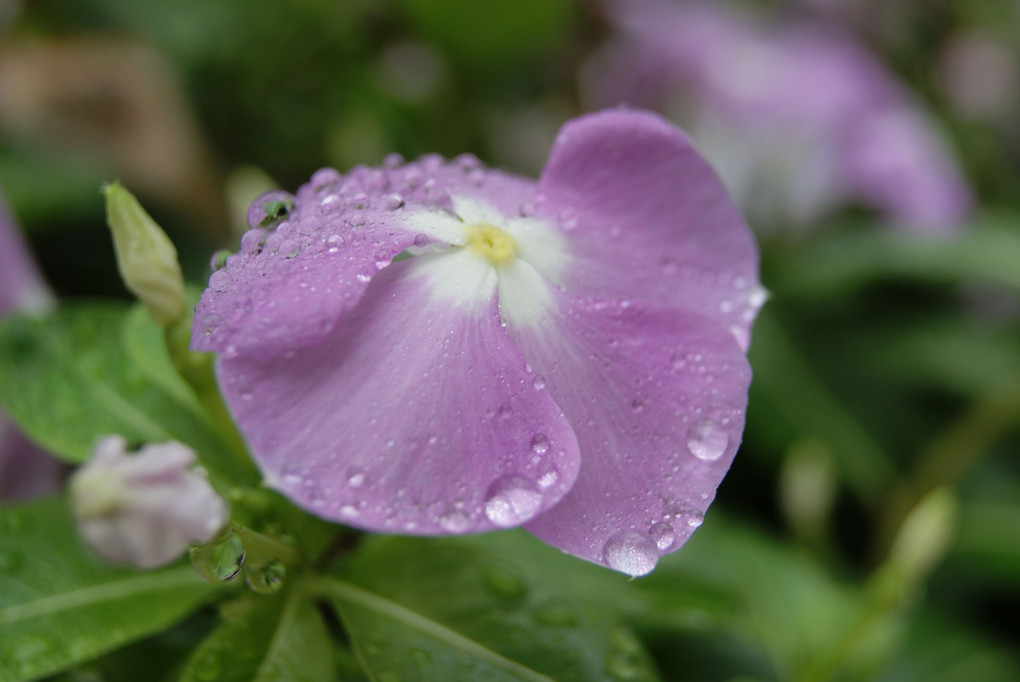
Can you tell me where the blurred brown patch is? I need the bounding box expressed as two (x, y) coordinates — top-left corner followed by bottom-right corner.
(0, 36), (228, 236)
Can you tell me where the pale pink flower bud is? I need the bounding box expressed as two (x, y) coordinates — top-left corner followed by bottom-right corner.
(70, 436), (228, 569)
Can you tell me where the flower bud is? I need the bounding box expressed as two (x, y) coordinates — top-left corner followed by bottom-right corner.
(102, 182), (187, 327)
(70, 436), (228, 569)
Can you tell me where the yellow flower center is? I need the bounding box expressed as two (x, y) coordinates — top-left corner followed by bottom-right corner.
(465, 223), (517, 266)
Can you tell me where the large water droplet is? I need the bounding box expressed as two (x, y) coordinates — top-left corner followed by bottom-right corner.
(648, 522), (677, 551)
(530, 433), (550, 455)
(686, 419), (729, 461)
(602, 529), (659, 576)
(246, 558), (286, 594)
(209, 270), (232, 292)
(484, 475), (542, 527)
(190, 530), (245, 582)
(384, 193), (405, 211)
(279, 239), (301, 259)
(413, 233), (430, 248)
(240, 228), (266, 255)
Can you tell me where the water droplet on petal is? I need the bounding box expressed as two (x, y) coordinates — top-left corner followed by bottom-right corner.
(532, 375), (546, 390)
(484, 475), (542, 527)
(190, 530), (245, 582)
(209, 249), (230, 272)
(346, 467), (366, 488)
(319, 194), (344, 215)
(384, 193), (405, 210)
(280, 239), (300, 258)
(209, 270), (232, 292)
(602, 529), (659, 576)
(438, 509), (471, 533)
(240, 228), (266, 255)
(413, 233), (429, 248)
(681, 508), (705, 528)
(558, 209), (578, 230)
(648, 522), (677, 551)
(530, 433), (549, 455)
(686, 419), (729, 461)
(352, 193), (369, 209)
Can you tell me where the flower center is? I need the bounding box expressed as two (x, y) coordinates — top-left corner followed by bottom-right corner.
(465, 223), (517, 266)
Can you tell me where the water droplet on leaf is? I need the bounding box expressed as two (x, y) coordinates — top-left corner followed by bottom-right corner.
(190, 530), (245, 582)
(245, 558), (286, 594)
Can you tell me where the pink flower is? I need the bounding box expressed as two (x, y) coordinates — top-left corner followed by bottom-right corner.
(193, 110), (761, 575)
(585, 0), (972, 234)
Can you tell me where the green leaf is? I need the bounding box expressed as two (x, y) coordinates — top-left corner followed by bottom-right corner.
(0, 301), (252, 482)
(317, 531), (659, 682)
(0, 497), (221, 682)
(179, 586), (336, 682)
(770, 213), (1020, 299)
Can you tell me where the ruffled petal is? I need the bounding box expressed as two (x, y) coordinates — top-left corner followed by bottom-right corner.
(536, 109), (762, 350)
(506, 287), (751, 576)
(216, 252), (580, 534)
(192, 158), (535, 357)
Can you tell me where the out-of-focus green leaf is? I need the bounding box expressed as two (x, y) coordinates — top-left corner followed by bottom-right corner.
(319, 531), (659, 681)
(637, 515), (896, 681)
(0, 498), (220, 682)
(770, 213), (1020, 298)
(397, 0), (573, 66)
(0, 301), (255, 483)
(747, 310), (897, 505)
(179, 588), (336, 682)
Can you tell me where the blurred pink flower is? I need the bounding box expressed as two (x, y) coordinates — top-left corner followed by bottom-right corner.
(585, 0), (972, 234)
(70, 436), (228, 568)
(0, 185), (63, 501)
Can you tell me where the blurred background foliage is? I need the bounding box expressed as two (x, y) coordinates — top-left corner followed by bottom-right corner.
(1, 0), (1018, 679)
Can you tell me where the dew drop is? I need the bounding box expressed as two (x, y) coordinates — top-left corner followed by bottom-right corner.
(648, 522), (677, 551)
(245, 559), (286, 594)
(209, 270), (232, 292)
(537, 468), (559, 489)
(558, 209), (578, 230)
(413, 233), (430, 248)
(438, 509), (471, 532)
(279, 239), (300, 258)
(384, 193), (405, 211)
(519, 202), (535, 217)
(346, 467), (366, 488)
(497, 403), (513, 419)
(190, 531), (245, 582)
(319, 194), (344, 214)
(532, 375), (546, 390)
(240, 228), (266, 255)
(686, 419), (729, 461)
(209, 249), (230, 272)
(530, 433), (550, 455)
(602, 529), (659, 576)
(484, 475), (542, 527)
(681, 508), (705, 528)
(352, 192), (369, 209)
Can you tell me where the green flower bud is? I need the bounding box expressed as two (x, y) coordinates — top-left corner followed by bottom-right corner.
(102, 182), (186, 326)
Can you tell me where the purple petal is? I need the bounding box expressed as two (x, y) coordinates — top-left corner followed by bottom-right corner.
(216, 253), (580, 534)
(537, 109), (762, 350)
(191, 158), (534, 357)
(510, 291), (751, 576)
(0, 184), (53, 316)
(0, 417), (65, 500)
